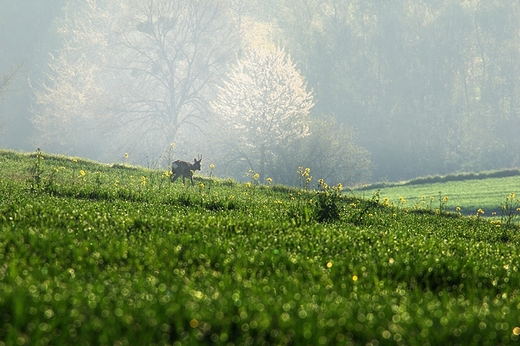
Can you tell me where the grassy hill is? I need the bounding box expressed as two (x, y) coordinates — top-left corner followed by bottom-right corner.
(2, 149), (520, 345)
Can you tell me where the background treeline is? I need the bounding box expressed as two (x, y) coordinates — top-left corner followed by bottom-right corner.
(362, 168), (520, 191)
(1, 0), (519, 183)
(264, 0), (520, 181)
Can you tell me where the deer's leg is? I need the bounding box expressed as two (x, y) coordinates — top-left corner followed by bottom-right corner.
(190, 174), (194, 186)
(171, 174), (179, 183)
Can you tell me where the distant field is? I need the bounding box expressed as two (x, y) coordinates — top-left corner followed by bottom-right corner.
(357, 175), (520, 216)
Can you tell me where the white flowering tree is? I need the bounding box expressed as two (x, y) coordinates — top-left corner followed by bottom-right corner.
(211, 46), (314, 180)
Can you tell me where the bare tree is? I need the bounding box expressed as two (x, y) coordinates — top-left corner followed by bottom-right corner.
(109, 0), (239, 152)
(0, 62), (21, 129)
(211, 46), (314, 180)
(32, 0), (239, 162)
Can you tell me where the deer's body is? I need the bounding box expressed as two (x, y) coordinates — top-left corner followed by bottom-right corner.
(170, 156), (202, 186)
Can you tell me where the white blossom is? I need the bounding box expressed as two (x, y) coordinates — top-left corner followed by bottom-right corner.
(212, 46), (314, 177)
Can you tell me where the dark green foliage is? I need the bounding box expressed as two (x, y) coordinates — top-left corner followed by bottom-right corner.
(271, 184), (297, 194)
(361, 168), (520, 191)
(314, 189), (342, 223)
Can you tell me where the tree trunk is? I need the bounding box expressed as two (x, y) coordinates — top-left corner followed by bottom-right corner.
(260, 143), (265, 183)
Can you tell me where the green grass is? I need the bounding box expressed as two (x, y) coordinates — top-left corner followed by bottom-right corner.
(2, 149), (520, 345)
(358, 175), (520, 216)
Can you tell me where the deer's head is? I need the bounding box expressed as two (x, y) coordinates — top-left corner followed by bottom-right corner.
(193, 155), (202, 171)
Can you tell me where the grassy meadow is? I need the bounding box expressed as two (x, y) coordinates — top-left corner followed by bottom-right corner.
(359, 173), (520, 216)
(2, 149), (520, 345)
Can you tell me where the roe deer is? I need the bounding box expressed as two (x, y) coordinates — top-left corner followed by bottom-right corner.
(170, 155), (202, 186)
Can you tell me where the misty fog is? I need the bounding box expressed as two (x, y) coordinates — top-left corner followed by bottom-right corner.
(1, 0), (520, 185)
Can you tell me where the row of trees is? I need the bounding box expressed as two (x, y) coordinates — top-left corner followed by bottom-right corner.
(29, 0), (371, 186)
(2, 0), (520, 182)
(210, 47), (371, 185)
(261, 0), (520, 180)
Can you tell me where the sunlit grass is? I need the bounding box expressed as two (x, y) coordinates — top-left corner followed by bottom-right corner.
(360, 176), (520, 215)
(1, 149), (520, 345)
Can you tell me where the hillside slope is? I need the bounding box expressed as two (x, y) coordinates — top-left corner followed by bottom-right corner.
(1, 149), (520, 345)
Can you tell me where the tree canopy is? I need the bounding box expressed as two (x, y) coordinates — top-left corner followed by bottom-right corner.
(211, 46), (314, 180)
(2, 0), (520, 183)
